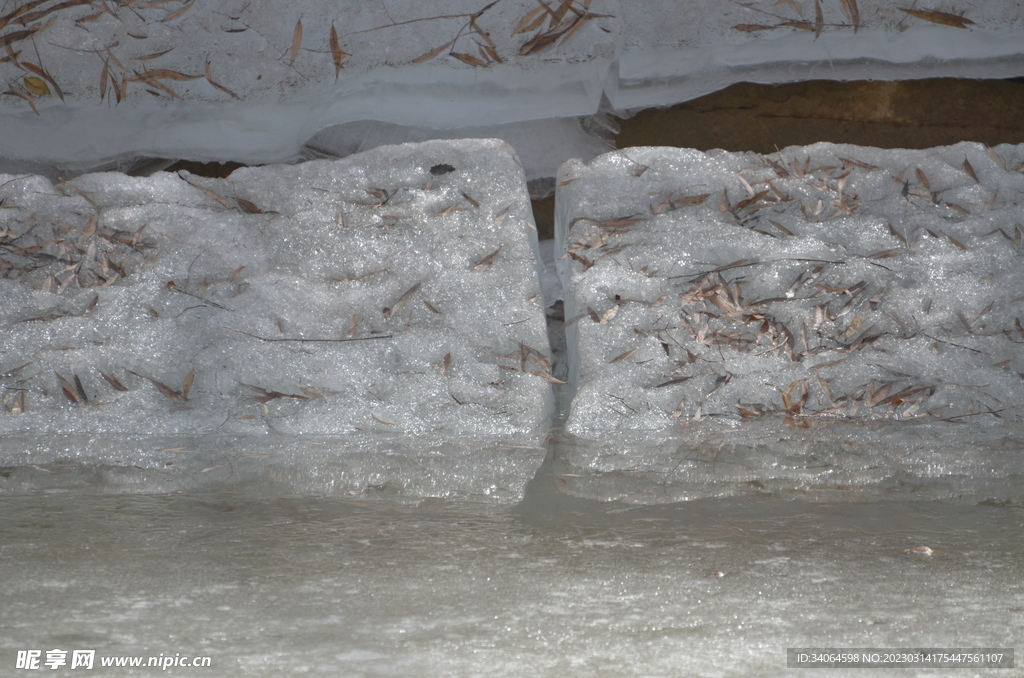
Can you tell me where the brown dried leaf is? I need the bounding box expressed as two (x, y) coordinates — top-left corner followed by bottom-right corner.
(204, 61), (241, 99)
(55, 371), (83, 405)
(482, 44), (503, 63)
(558, 12), (592, 45)
(162, 0), (194, 23)
(610, 347), (638, 363)
(384, 282), (420, 320)
(132, 68), (200, 82)
(1, 0), (50, 28)
(813, 0), (823, 38)
(135, 48), (174, 62)
(472, 248), (501, 273)
(99, 58), (109, 102)
(127, 72), (181, 98)
(513, 6), (548, 34)
(985, 145), (1006, 170)
(839, 0), (859, 31)
(233, 196), (261, 213)
(99, 370), (129, 391)
(178, 172), (232, 208)
(960, 157), (978, 182)
(461, 191), (480, 208)
(530, 370), (567, 385)
(148, 376), (185, 402)
(471, 17), (496, 49)
(550, 0), (575, 27)
(867, 248), (903, 259)
(371, 412), (396, 426)
(733, 23), (775, 31)
(914, 167), (930, 190)
(4, 390), (26, 414)
(903, 8), (974, 28)
(946, 234), (968, 250)
(10, 0), (87, 27)
(412, 40), (454, 64)
(656, 376), (692, 388)
(494, 204), (511, 228)
(519, 29), (561, 55)
(289, 18), (303, 66)
(329, 24), (346, 80)
(182, 370), (194, 400)
(103, 43), (124, 70)
(80, 210), (99, 240)
(450, 52), (488, 67)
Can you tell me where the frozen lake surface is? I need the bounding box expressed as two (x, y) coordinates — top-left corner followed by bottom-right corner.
(1, 437), (1022, 677)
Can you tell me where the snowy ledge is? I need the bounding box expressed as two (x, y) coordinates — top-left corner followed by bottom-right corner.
(1, 0), (1023, 176)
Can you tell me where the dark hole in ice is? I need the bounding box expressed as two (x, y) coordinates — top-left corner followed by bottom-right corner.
(430, 164), (456, 176)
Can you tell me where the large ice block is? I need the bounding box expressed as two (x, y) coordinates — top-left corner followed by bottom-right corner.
(555, 142), (1024, 502)
(0, 138), (553, 501)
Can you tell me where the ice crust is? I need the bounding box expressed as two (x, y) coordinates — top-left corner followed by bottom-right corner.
(554, 141), (1024, 502)
(2, 1), (1022, 178)
(0, 138), (554, 501)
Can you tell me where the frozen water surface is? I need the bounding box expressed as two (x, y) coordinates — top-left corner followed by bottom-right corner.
(0, 463), (1022, 677)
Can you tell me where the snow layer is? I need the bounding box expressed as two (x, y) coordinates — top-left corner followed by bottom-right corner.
(0, 139), (553, 440)
(2, 1), (1022, 177)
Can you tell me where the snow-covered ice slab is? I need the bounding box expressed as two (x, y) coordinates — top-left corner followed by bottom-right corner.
(0, 138), (552, 502)
(3, 1), (1023, 178)
(0, 0), (620, 175)
(555, 142), (1024, 503)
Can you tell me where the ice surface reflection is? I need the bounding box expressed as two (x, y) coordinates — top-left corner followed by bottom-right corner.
(1, 443), (1022, 678)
